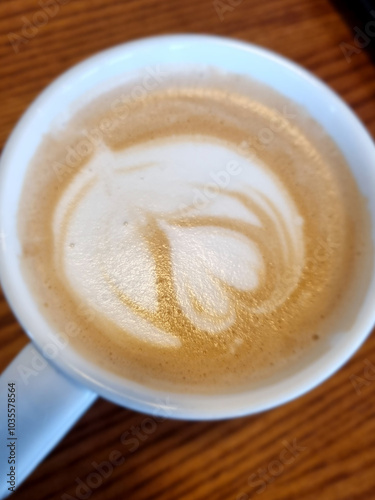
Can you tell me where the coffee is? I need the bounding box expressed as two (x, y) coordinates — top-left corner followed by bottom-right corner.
(18, 68), (372, 393)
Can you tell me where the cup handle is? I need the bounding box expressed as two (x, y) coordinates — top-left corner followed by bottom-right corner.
(0, 343), (97, 497)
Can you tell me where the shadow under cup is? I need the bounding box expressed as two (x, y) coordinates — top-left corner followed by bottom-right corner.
(1, 34), (375, 419)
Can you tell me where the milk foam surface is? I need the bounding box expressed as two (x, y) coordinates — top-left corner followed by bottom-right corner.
(55, 138), (304, 347)
(18, 69), (372, 393)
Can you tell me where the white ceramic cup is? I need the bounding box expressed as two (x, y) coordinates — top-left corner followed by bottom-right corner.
(1, 35), (375, 495)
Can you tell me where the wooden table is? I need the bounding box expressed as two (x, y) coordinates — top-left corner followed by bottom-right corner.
(1, 1), (375, 499)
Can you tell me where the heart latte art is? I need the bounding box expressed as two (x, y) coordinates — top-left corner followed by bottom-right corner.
(56, 139), (304, 347)
(19, 70), (371, 392)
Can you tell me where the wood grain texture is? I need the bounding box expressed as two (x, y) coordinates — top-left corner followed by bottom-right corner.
(1, 0), (375, 499)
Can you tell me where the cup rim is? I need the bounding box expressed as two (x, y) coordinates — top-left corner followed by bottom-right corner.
(1, 33), (375, 420)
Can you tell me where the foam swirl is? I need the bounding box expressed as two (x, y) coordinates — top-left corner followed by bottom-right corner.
(54, 138), (305, 347)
